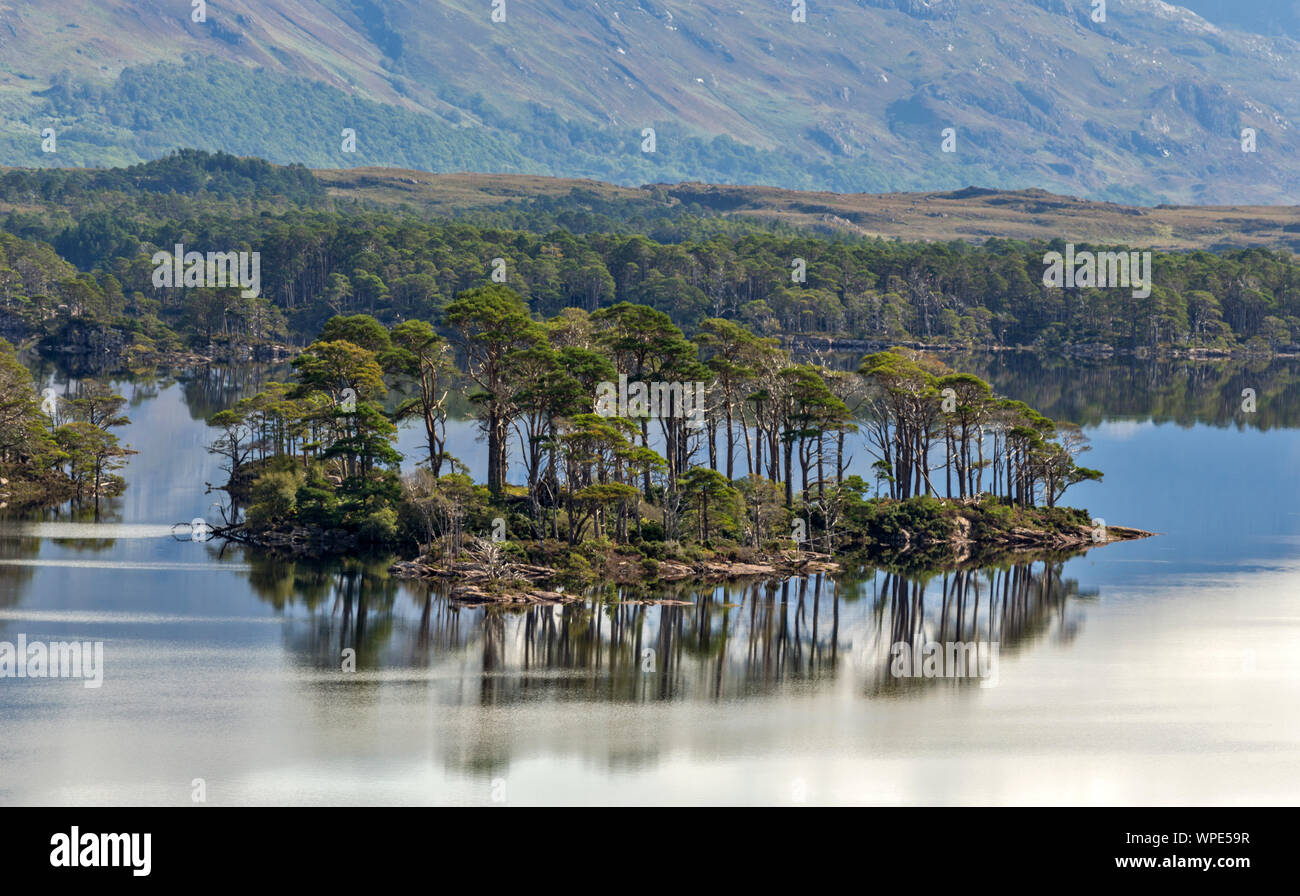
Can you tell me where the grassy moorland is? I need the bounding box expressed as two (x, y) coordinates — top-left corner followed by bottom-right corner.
(315, 168), (1300, 252)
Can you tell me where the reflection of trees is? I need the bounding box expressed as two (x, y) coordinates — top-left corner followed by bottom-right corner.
(123, 376), (166, 408)
(244, 553), (399, 668)
(244, 551), (334, 611)
(1, 498), (127, 552)
(27, 363), (173, 408)
(329, 567), (399, 665)
(819, 352), (1300, 429)
(178, 362), (294, 422)
(856, 559), (1088, 694)
(46, 500), (125, 553)
(931, 353), (1300, 430)
(733, 576), (840, 692)
(0, 534), (42, 608)
(242, 556), (1096, 709)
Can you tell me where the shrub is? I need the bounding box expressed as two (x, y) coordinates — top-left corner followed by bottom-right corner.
(245, 468), (304, 528)
(358, 507), (398, 543)
(555, 551), (594, 586)
(638, 520), (666, 542)
(682, 543), (714, 562)
(866, 496), (956, 545)
(637, 539), (668, 559)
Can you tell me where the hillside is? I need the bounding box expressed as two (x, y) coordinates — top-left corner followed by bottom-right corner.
(3, 1), (1300, 204)
(316, 168), (1300, 251)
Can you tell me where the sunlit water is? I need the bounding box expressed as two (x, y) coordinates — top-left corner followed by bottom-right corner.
(1, 360), (1298, 806)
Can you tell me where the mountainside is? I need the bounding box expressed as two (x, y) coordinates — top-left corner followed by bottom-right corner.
(3, 0), (1300, 204)
(1176, 0), (1300, 38)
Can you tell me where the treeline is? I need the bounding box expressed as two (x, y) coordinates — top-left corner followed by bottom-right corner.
(0, 149), (324, 207)
(3, 151), (1299, 358)
(212, 293), (1101, 561)
(0, 339), (135, 510)
(5, 205), (1300, 360)
(0, 150), (785, 253)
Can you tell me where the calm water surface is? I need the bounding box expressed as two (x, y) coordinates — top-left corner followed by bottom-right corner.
(1, 358), (1299, 806)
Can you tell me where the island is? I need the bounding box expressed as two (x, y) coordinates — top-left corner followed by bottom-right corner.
(203, 297), (1153, 602)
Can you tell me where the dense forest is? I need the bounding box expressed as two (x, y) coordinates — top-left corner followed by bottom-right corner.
(1, 152), (1299, 369)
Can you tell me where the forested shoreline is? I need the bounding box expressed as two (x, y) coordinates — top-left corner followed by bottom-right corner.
(0, 152), (1298, 373)
(0, 151), (1197, 586)
(0, 338), (135, 512)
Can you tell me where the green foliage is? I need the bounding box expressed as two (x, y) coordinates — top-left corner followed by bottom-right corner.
(554, 551), (594, 586)
(295, 481), (342, 529)
(199, 287), (1117, 566)
(358, 507), (399, 544)
(2, 150), (1298, 360)
(0, 338), (56, 466)
(53, 421), (132, 502)
(0, 147), (324, 205)
(636, 521), (667, 545)
(246, 467), (305, 528)
(862, 496), (957, 546)
(965, 498), (1091, 541)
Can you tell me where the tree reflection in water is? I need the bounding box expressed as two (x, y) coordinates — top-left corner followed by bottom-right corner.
(245, 550), (1094, 703)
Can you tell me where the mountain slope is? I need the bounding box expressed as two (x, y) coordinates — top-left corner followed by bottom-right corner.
(2, 0), (1299, 203)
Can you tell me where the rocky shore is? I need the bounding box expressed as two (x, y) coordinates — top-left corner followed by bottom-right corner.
(388, 548), (841, 604)
(934, 516), (1152, 566)
(214, 505), (1154, 606)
